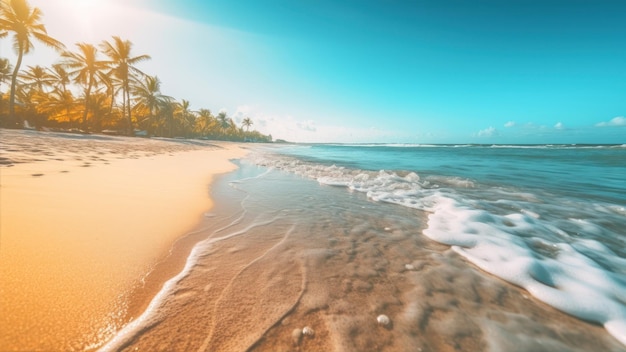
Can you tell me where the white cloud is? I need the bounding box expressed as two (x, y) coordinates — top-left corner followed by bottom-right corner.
(504, 121), (516, 128)
(296, 120), (317, 132)
(595, 116), (626, 127)
(554, 122), (564, 130)
(476, 126), (497, 137)
(231, 105), (254, 124)
(230, 106), (394, 143)
(226, 107), (320, 141)
(234, 105), (252, 116)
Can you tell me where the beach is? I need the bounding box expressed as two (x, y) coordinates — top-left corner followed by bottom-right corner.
(1, 131), (625, 351)
(3, 0), (625, 349)
(100, 154), (625, 352)
(0, 129), (246, 351)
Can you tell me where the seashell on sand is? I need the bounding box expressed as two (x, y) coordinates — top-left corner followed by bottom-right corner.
(404, 264), (415, 271)
(302, 326), (315, 337)
(377, 314), (391, 326)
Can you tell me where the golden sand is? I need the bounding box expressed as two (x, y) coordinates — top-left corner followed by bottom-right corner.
(102, 166), (624, 352)
(0, 130), (246, 351)
(2, 130), (622, 352)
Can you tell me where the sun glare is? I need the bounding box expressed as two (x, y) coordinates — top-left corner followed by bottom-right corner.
(64, 0), (107, 21)
(34, 0), (127, 44)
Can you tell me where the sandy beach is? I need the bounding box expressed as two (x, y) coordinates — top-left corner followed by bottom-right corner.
(1, 129), (624, 352)
(0, 129), (246, 351)
(100, 156), (624, 352)
(2, 0), (624, 349)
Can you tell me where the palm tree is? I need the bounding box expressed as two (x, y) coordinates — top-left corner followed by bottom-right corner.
(12, 82), (38, 121)
(62, 43), (108, 130)
(0, 7), (8, 38)
(48, 63), (70, 95)
(228, 117), (241, 139)
(176, 99), (195, 137)
(0, 58), (12, 92)
(35, 88), (77, 126)
(196, 108), (215, 136)
(19, 65), (53, 93)
(132, 75), (171, 133)
(100, 36), (150, 135)
(1, 0), (64, 126)
(216, 111), (230, 138)
(87, 92), (111, 131)
(18, 65), (53, 123)
(0, 58), (12, 113)
(242, 117), (253, 131)
(0, 1), (8, 38)
(158, 98), (177, 138)
(98, 72), (121, 123)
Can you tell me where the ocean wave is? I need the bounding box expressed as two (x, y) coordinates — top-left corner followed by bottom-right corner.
(324, 143), (446, 148)
(247, 150), (626, 346)
(490, 144), (625, 149)
(423, 196), (626, 346)
(311, 143), (625, 150)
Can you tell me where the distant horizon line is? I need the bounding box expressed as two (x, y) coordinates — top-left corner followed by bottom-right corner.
(285, 142), (626, 147)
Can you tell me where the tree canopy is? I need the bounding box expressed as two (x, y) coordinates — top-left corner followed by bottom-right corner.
(0, 0), (272, 143)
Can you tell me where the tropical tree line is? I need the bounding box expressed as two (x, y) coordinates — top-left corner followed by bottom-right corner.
(0, 0), (272, 142)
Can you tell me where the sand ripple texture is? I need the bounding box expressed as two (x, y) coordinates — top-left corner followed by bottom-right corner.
(101, 162), (626, 352)
(0, 128), (218, 168)
(0, 129), (233, 351)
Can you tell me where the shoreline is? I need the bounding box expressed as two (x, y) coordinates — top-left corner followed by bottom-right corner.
(99, 159), (626, 352)
(2, 130), (624, 351)
(0, 129), (249, 351)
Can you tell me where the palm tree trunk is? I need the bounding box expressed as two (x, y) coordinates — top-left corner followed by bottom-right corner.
(8, 48), (24, 128)
(107, 85), (115, 122)
(168, 112), (174, 138)
(121, 85), (127, 133)
(126, 86), (134, 136)
(82, 81), (93, 131)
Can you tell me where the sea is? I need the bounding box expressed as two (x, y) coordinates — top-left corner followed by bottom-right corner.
(103, 143), (626, 350)
(245, 143), (626, 347)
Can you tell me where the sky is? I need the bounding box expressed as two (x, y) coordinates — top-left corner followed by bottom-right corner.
(1, 0), (625, 143)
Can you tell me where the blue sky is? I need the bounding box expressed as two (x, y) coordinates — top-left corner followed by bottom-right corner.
(2, 0), (625, 143)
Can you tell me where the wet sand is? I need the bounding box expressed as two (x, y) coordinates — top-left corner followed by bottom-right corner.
(102, 163), (625, 352)
(2, 130), (623, 351)
(0, 129), (247, 351)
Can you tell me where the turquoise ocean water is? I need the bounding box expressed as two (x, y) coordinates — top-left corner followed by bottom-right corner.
(105, 143), (626, 350)
(248, 143), (626, 346)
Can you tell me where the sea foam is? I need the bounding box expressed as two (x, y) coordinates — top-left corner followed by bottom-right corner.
(424, 196), (626, 345)
(249, 151), (626, 346)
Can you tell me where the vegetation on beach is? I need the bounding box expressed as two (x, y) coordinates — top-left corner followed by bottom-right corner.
(0, 0), (272, 142)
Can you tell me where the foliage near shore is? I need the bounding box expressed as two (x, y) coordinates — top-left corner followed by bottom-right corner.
(0, 0), (272, 142)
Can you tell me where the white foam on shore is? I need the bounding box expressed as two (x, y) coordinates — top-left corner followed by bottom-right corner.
(98, 238), (208, 352)
(249, 151), (626, 346)
(98, 208), (279, 351)
(423, 196), (626, 346)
